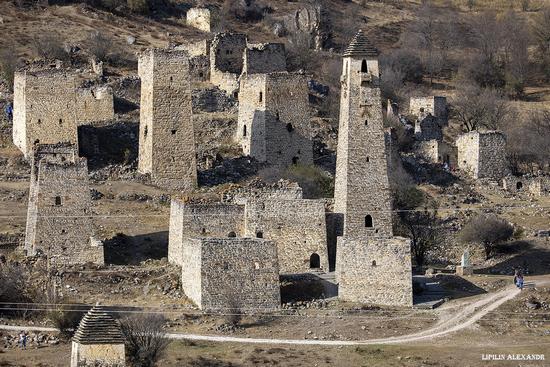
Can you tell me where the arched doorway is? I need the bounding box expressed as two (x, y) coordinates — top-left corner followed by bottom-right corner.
(365, 215), (373, 228)
(309, 253), (320, 268)
(256, 231), (263, 238)
(361, 60), (368, 73)
(516, 181), (523, 190)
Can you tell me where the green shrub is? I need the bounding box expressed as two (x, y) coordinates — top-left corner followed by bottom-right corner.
(283, 164), (333, 199)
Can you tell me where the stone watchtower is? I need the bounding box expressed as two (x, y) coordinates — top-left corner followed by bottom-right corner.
(24, 143), (104, 265)
(138, 49), (197, 190)
(333, 30), (393, 238)
(71, 305), (125, 367)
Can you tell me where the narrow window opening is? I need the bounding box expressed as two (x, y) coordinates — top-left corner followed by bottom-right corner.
(171, 129), (177, 135)
(37, 119), (41, 124)
(309, 253), (320, 268)
(366, 156), (370, 162)
(292, 156), (299, 165)
(372, 260), (377, 266)
(256, 231), (263, 238)
(199, 72), (204, 78)
(361, 59), (368, 73)
(234, 92), (239, 98)
(59, 118), (62, 124)
(365, 119), (368, 126)
(243, 125), (247, 137)
(55, 196), (62, 206)
(365, 215), (373, 228)
(259, 91), (263, 102)
(516, 182), (523, 190)
(144, 125), (148, 137)
(286, 123), (294, 132)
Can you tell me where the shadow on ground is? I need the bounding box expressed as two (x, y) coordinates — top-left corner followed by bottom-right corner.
(104, 231), (168, 265)
(280, 273), (338, 303)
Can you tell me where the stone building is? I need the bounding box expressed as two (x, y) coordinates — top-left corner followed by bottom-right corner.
(210, 33), (247, 94)
(409, 96), (448, 124)
(168, 199), (244, 266)
(236, 72), (313, 167)
(242, 43), (286, 75)
(181, 237), (281, 311)
(186, 8), (210, 32)
(456, 130), (509, 180)
(71, 305), (125, 367)
(12, 69), (114, 157)
(24, 143), (103, 265)
(244, 199), (329, 273)
(221, 179), (303, 205)
(138, 49), (197, 190)
(502, 175), (550, 196)
(281, 3), (325, 50)
(415, 139), (457, 167)
(333, 30), (393, 238)
(174, 40), (210, 82)
(414, 114), (443, 141)
(336, 237), (413, 307)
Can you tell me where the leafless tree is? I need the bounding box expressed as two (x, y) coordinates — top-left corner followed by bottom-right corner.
(120, 314), (169, 367)
(0, 49), (17, 91)
(500, 10), (530, 97)
(88, 31), (111, 62)
(31, 34), (68, 61)
(459, 214), (514, 260)
(451, 84), (510, 132)
(532, 7), (550, 78)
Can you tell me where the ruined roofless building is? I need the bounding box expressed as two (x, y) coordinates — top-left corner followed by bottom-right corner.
(456, 130), (509, 180)
(12, 69), (114, 158)
(71, 305), (125, 367)
(333, 30), (393, 238)
(138, 49), (197, 190)
(236, 72), (313, 167)
(24, 143), (104, 265)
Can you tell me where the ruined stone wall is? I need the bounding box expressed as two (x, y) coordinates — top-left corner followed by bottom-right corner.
(138, 49), (197, 190)
(175, 40), (210, 82)
(502, 176), (550, 196)
(244, 199), (329, 274)
(409, 96), (447, 121)
(281, 3), (324, 50)
(24, 144), (103, 265)
(168, 199), (244, 265)
(237, 72), (313, 167)
(457, 131), (508, 179)
(75, 87), (114, 124)
(70, 342), (125, 367)
(210, 33), (247, 94)
(334, 56), (393, 238)
(243, 43), (286, 75)
(221, 180), (303, 205)
(415, 140), (457, 166)
(181, 238), (281, 311)
(176, 40), (210, 57)
(186, 8), (211, 32)
(13, 70), (79, 158)
(336, 237), (413, 307)
(414, 115), (443, 141)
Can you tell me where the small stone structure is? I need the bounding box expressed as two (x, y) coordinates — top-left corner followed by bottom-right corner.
(409, 96), (448, 124)
(502, 175), (550, 196)
(236, 72), (313, 167)
(186, 8), (211, 32)
(244, 199), (329, 273)
(174, 40), (210, 82)
(281, 3), (324, 50)
(24, 143), (104, 265)
(336, 237), (413, 307)
(415, 139), (457, 167)
(456, 130), (509, 180)
(12, 69), (114, 157)
(333, 30), (393, 238)
(221, 179), (303, 205)
(181, 237), (281, 311)
(168, 199), (244, 266)
(138, 49), (197, 190)
(414, 114), (443, 141)
(71, 305), (125, 367)
(242, 43), (286, 75)
(456, 250), (473, 276)
(210, 33), (247, 94)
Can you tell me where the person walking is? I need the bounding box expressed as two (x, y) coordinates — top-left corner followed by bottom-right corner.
(514, 269), (524, 290)
(4, 103), (13, 122)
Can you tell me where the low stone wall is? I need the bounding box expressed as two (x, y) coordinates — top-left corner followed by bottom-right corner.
(70, 341), (125, 367)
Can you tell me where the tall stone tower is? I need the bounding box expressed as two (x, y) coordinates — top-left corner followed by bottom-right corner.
(25, 143), (104, 265)
(334, 30), (393, 238)
(138, 49), (197, 190)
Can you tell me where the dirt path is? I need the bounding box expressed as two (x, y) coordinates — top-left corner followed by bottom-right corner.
(1, 280), (546, 346)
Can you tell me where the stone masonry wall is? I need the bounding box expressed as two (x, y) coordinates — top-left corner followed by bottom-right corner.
(336, 236), (413, 307)
(24, 144), (103, 265)
(13, 70), (114, 157)
(409, 96), (447, 121)
(168, 198), (244, 265)
(237, 72), (313, 167)
(210, 33), (247, 94)
(186, 8), (211, 32)
(221, 180), (303, 205)
(457, 130), (508, 179)
(415, 139), (457, 166)
(244, 199), (329, 273)
(70, 342), (125, 367)
(138, 49), (197, 190)
(334, 56), (393, 238)
(243, 43), (286, 75)
(502, 176), (550, 196)
(181, 238), (281, 311)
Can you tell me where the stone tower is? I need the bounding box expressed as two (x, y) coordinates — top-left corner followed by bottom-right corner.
(236, 72), (313, 167)
(138, 49), (197, 190)
(25, 143), (104, 265)
(334, 30), (393, 238)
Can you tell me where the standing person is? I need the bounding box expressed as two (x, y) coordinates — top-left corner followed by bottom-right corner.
(516, 271), (524, 290)
(4, 103), (13, 122)
(18, 331), (25, 349)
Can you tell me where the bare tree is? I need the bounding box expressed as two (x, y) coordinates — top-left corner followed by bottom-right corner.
(459, 214), (514, 260)
(500, 10), (530, 97)
(120, 314), (169, 367)
(31, 34), (68, 61)
(532, 7), (550, 78)
(0, 48), (17, 91)
(451, 84), (510, 132)
(88, 31), (111, 62)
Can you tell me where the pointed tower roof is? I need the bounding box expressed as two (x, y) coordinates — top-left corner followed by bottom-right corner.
(73, 305), (125, 345)
(343, 30), (379, 58)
